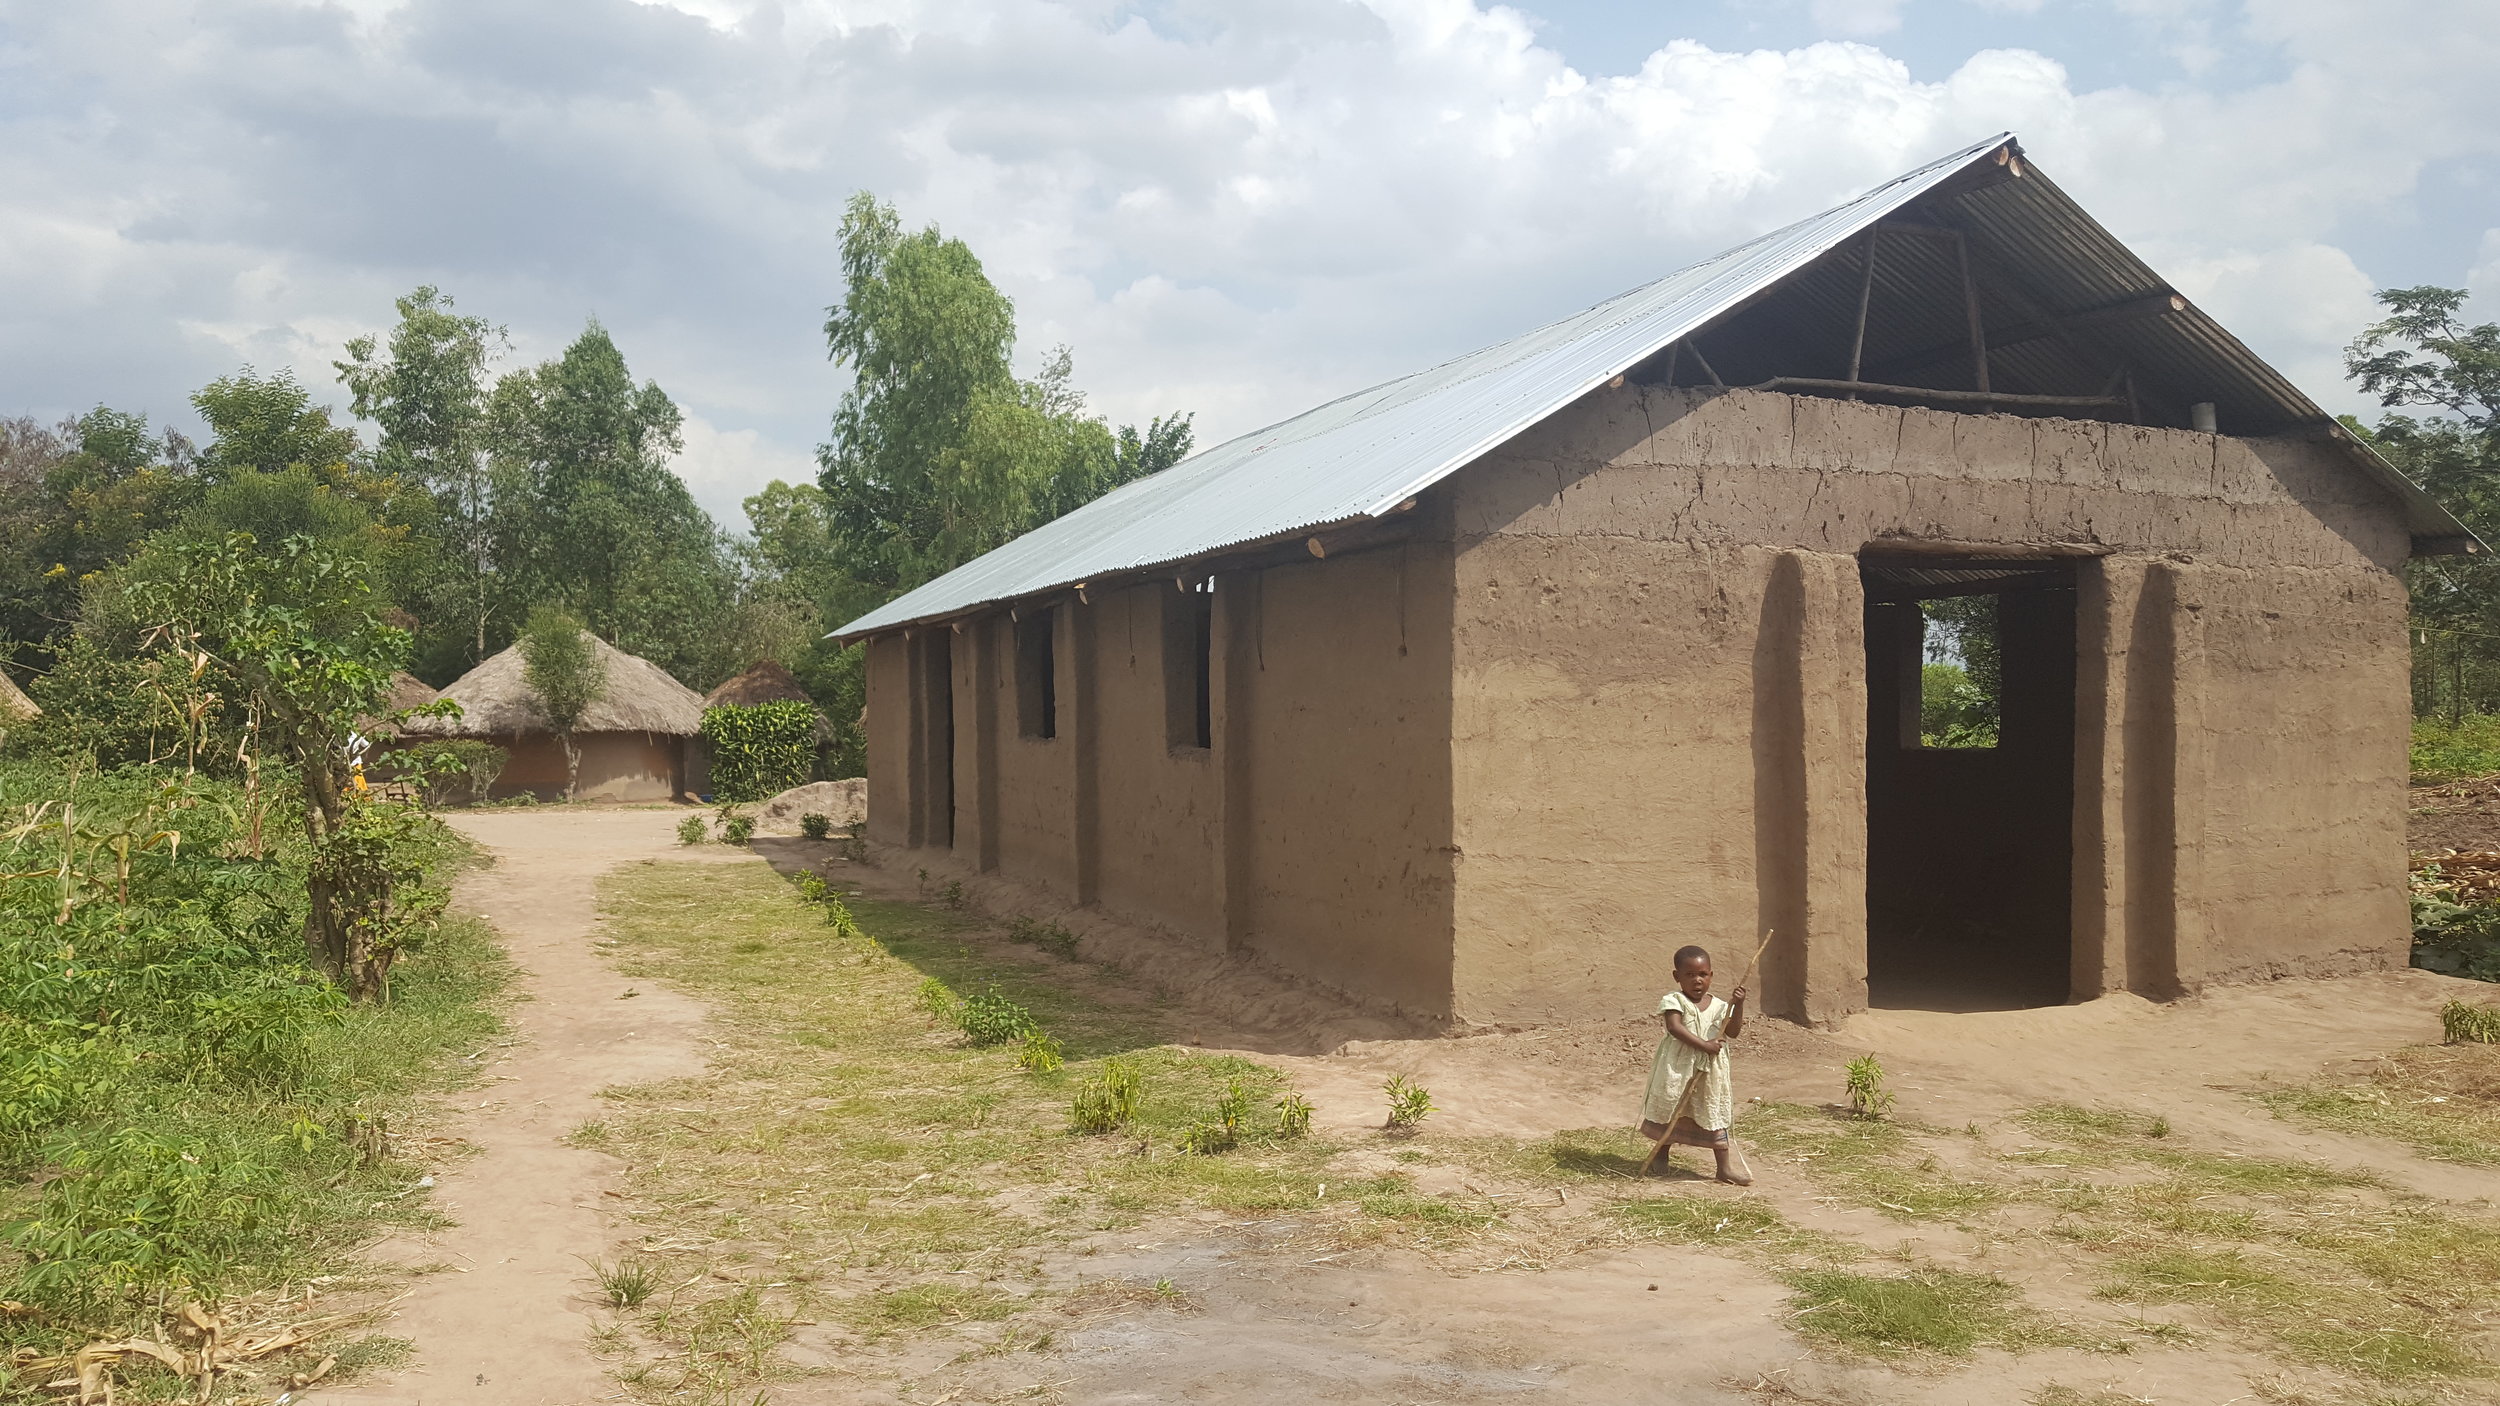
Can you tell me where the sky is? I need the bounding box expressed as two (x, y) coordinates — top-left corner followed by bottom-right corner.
(2, 0), (2495, 526)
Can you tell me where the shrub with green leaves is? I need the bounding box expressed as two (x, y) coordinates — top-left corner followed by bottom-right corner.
(700, 702), (817, 803)
(1007, 915), (1080, 958)
(824, 896), (863, 940)
(721, 815), (755, 845)
(1383, 1073), (1434, 1128)
(1071, 1059), (1143, 1134)
(1015, 1029), (1063, 1074)
(406, 739), (507, 807)
(2443, 999), (2500, 1044)
(675, 814), (709, 846)
(1274, 1092), (1314, 1139)
(800, 812), (832, 841)
(955, 986), (1037, 1046)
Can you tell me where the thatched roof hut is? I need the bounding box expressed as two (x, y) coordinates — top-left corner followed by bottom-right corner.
(357, 671), (436, 737)
(0, 671), (36, 723)
(406, 636), (705, 801)
(410, 636), (705, 739)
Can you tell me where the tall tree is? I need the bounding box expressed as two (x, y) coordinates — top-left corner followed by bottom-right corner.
(2345, 286), (2500, 719)
(0, 409), (202, 671)
(816, 193), (1193, 595)
(337, 287), (507, 671)
(486, 322), (734, 684)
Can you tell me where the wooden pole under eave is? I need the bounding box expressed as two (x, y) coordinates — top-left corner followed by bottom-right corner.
(1957, 232), (1990, 394)
(1846, 227), (1881, 399)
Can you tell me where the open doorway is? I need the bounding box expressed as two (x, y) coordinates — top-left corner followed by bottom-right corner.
(1861, 556), (2076, 1010)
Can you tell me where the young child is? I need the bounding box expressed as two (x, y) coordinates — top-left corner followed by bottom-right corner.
(1639, 944), (1751, 1184)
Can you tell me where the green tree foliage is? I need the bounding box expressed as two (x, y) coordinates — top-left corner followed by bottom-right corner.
(0, 411), (202, 673)
(336, 286), (508, 673)
(816, 192), (1193, 596)
(700, 701), (817, 802)
(2344, 287), (2500, 720)
(488, 323), (735, 684)
(191, 369), (361, 480)
(133, 532), (440, 997)
(517, 606), (607, 800)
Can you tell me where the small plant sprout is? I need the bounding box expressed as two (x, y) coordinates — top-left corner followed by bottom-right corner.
(675, 814), (708, 846)
(1845, 1053), (1897, 1120)
(1071, 1058), (1144, 1134)
(824, 896), (863, 940)
(1015, 1029), (1064, 1074)
(591, 1258), (658, 1309)
(940, 879), (966, 909)
(2442, 998), (2500, 1044)
(1007, 915), (1081, 958)
(800, 812), (833, 841)
(791, 870), (830, 903)
(1383, 1073), (1434, 1129)
(1274, 1092), (1314, 1139)
(915, 977), (958, 1023)
(2147, 1115), (2172, 1139)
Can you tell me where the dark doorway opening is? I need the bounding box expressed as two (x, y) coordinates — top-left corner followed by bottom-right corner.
(1862, 556), (2076, 1010)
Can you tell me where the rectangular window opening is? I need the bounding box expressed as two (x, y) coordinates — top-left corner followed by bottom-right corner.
(1164, 582), (1213, 750)
(1016, 608), (1057, 740)
(1917, 595), (2001, 750)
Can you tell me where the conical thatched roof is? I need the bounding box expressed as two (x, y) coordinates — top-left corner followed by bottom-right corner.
(356, 671), (438, 736)
(0, 671), (36, 722)
(705, 660), (834, 741)
(706, 660), (812, 708)
(405, 635), (706, 738)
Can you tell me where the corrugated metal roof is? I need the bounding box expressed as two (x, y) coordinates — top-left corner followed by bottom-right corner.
(835, 133), (2470, 639)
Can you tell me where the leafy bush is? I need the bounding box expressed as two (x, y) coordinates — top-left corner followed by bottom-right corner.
(676, 814), (709, 846)
(1383, 1073), (1434, 1129)
(1180, 1076), (1255, 1154)
(800, 812), (832, 841)
(1274, 1092), (1314, 1139)
(700, 701), (817, 803)
(2444, 1000), (2500, 1044)
(1008, 915), (1080, 959)
(2409, 866), (2500, 980)
(955, 986), (1037, 1046)
(1919, 663), (1997, 748)
(914, 978), (957, 1022)
(1015, 1029), (1063, 1074)
(721, 814), (755, 845)
(1070, 1059), (1143, 1134)
(823, 896), (863, 940)
(2412, 714), (2500, 781)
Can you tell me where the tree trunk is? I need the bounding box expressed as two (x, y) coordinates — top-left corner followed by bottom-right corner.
(562, 731), (581, 801)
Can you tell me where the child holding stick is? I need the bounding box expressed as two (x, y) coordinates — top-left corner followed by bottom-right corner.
(1638, 944), (1751, 1184)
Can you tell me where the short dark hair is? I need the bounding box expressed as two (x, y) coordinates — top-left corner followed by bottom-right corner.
(1673, 945), (1711, 971)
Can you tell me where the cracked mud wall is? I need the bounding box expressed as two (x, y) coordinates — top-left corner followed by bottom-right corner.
(1446, 387), (2411, 1027)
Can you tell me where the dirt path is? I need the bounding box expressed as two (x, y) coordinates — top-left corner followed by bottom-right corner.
(321, 811), (736, 1406)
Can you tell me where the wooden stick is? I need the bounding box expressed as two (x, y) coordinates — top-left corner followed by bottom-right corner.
(1733, 929), (1775, 1006)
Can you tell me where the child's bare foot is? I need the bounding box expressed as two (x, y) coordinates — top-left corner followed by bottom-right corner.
(1715, 1169), (1753, 1186)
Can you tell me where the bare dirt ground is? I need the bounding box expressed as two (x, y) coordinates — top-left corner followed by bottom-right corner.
(318, 811), (742, 1406)
(2412, 775), (2500, 856)
(328, 808), (2497, 1405)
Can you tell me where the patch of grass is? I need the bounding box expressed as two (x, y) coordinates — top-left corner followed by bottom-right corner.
(849, 1282), (1018, 1332)
(2100, 1248), (2477, 1383)
(1359, 1191), (1497, 1229)
(329, 1333), (417, 1378)
(2442, 999), (2500, 1044)
(1743, 1103), (1998, 1221)
(592, 1257), (660, 1308)
(2258, 1045), (2500, 1166)
(1612, 1195), (1796, 1247)
(2410, 714), (2500, 781)
(1782, 1266), (2031, 1357)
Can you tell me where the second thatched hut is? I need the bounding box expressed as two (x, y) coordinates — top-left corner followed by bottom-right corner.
(406, 636), (706, 802)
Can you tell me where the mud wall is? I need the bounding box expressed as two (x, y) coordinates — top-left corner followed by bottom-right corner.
(1447, 387), (2412, 1026)
(1224, 549), (1458, 1017)
(486, 732), (683, 802)
(1083, 582), (1224, 941)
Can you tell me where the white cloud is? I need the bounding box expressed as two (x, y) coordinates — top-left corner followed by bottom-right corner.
(0, 0), (2495, 504)
(674, 414), (821, 527)
(1809, 0), (1908, 37)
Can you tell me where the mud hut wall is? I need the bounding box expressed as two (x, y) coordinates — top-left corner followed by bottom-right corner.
(1445, 387), (2412, 1023)
(959, 607), (1081, 903)
(1079, 582), (1224, 942)
(864, 634), (916, 848)
(1223, 548), (1459, 1017)
(485, 731), (682, 802)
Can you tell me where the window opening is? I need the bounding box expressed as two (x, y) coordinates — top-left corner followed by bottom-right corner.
(1016, 608), (1057, 740)
(1164, 581), (1213, 750)
(1919, 596), (2000, 748)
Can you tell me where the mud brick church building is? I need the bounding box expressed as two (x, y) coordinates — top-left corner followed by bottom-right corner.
(834, 135), (2473, 1028)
